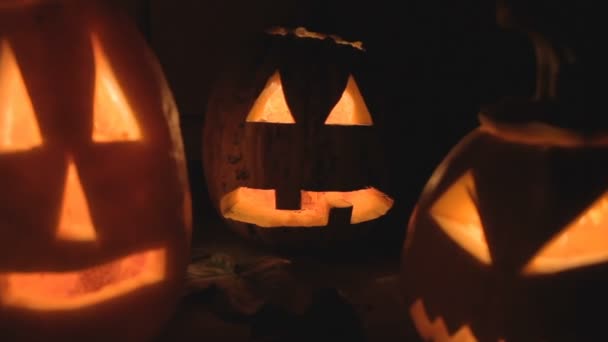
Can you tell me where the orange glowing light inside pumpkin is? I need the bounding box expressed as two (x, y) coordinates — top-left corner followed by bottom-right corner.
(55, 158), (97, 242)
(430, 171), (491, 265)
(220, 187), (393, 227)
(0, 157), (167, 311)
(246, 71), (294, 124)
(410, 299), (482, 342)
(523, 193), (608, 275)
(0, 248), (166, 311)
(246, 71), (373, 126)
(324, 75), (372, 126)
(0, 34), (167, 312)
(0, 39), (43, 153)
(91, 33), (142, 142)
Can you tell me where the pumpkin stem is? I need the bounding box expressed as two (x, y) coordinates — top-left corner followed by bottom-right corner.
(528, 31), (576, 103)
(496, 0), (578, 104)
(479, 0), (589, 132)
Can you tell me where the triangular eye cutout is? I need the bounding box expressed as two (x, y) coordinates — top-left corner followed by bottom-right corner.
(55, 158), (97, 242)
(430, 170), (491, 265)
(324, 75), (373, 126)
(0, 40), (43, 153)
(523, 193), (608, 275)
(246, 71), (295, 124)
(91, 34), (142, 142)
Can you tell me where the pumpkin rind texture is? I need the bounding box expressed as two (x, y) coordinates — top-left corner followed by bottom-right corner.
(0, 1), (191, 340)
(202, 27), (395, 250)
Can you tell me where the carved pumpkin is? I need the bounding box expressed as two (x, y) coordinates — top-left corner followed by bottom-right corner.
(0, 1), (191, 340)
(400, 113), (608, 341)
(400, 0), (595, 339)
(203, 27), (394, 248)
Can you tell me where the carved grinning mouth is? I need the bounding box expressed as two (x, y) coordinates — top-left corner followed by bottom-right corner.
(410, 299), (506, 342)
(220, 187), (394, 227)
(0, 248), (166, 311)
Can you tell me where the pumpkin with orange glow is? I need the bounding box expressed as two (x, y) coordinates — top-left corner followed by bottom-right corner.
(0, 1), (191, 340)
(401, 114), (608, 341)
(203, 27), (394, 248)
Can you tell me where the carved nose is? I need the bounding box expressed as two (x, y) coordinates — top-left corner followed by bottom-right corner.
(55, 157), (97, 242)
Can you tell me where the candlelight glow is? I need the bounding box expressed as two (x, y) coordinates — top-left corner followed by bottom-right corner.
(0, 154), (168, 311)
(220, 187), (393, 227)
(430, 171), (491, 265)
(523, 194), (608, 275)
(55, 158), (97, 242)
(246, 71), (373, 126)
(324, 75), (373, 126)
(410, 299), (481, 342)
(0, 39), (43, 153)
(91, 33), (142, 142)
(0, 248), (166, 311)
(246, 71), (294, 124)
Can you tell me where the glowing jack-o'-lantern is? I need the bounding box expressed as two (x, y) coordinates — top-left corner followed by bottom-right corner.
(401, 0), (594, 339)
(203, 27), (394, 248)
(401, 114), (608, 341)
(0, 1), (191, 340)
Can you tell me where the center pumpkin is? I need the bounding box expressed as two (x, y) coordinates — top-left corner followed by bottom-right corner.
(203, 27), (394, 248)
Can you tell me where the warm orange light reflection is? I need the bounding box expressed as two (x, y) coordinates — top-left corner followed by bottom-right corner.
(523, 194), (608, 275)
(91, 33), (142, 142)
(220, 187), (393, 227)
(410, 299), (480, 342)
(0, 248), (166, 311)
(0, 39), (43, 153)
(55, 158), (97, 242)
(430, 171), (491, 265)
(324, 75), (373, 126)
(246, 71), (295, 124)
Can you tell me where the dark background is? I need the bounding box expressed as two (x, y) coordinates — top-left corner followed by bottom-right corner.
(118, 0), (552, 244)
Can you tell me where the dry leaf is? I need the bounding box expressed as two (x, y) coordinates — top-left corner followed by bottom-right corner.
(184, 252), (294, 316)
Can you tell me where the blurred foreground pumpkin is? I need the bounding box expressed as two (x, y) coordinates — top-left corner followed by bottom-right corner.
(0, 0), (191, 340)
(400, 0), (597, 340)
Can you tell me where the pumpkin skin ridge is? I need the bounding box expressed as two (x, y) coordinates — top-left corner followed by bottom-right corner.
(0, 144), (189, 271)
(0, 244), (173, 311)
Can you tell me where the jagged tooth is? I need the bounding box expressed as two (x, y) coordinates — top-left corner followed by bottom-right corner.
(410, 299), (479, 342)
